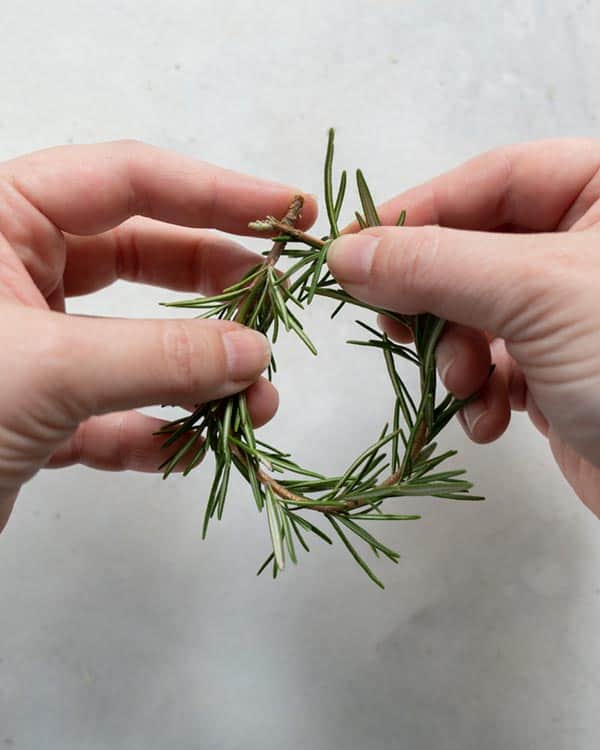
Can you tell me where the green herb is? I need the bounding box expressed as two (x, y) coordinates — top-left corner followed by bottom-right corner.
(156, 129), (487, 587)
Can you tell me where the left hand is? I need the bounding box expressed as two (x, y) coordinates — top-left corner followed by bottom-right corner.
(0, 139), (317, 532)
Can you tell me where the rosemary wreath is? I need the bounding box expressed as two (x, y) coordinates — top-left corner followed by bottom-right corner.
(156, 129), (485, 588)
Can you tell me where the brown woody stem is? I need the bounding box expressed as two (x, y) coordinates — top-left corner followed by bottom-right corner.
(265, 219), (326, 249)
(265, 195), (305, 266)
(234, 196), (306, 325)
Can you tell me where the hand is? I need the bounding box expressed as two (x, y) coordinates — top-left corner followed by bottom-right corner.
(0, 139), (317, 532)
(327, 139), (600, 516)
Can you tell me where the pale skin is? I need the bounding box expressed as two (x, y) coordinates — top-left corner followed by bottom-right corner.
(0, 139), (317, 532)
(2, 139), (600, 534)
(328, 138), (600, 518)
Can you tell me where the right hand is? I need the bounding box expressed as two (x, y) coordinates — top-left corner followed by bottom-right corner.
(327, 139), (600, 515)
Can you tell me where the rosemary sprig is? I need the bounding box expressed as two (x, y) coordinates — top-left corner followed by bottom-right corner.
(156, 129), (487, 588)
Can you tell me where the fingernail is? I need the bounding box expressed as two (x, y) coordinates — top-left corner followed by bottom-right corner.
(436, 337), (458, 389)
(327, 234), (380, 287)
(223, 329), (271, 382)
(463, 400), (487, 439)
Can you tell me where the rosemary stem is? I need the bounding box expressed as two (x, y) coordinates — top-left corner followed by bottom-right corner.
(263, 219), (326, 249)
(265, 195), (305, 266)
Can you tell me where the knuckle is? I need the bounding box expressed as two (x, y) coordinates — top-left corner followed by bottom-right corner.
(497, 238), (587, 339)
(2, 313), (88, 429)
(0, 178), (65, 298)
(34, 319), (90, 421)
(189, 235), (210, 293)
(30, 316), (71, 383)
(112, 140), (152, 216)
(375, 225), (441, 299)
(112, 222), (142, 283)
(160, 321), (221, 398)
(68, 420), (86, 465)
(525, 239), (585, 298)
(161, 321), (196, 394)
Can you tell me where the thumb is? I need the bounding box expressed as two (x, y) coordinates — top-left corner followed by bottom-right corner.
(45, 314), (271, 419)
(0, 308), (270, 511)
(327, 225), (566, 340)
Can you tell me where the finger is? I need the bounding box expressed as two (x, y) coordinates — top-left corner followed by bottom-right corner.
(46, 278), (65, 311)
(41, 312), (271, 420)
(435, 325), (491, 400)
(46, 378), (279, 472)
(486, 338), (527, 411)
(46, 410), (180, 472)
(457, 364), (511, 444)
(0, 491), (18, 534)
(376, 313), (413, 343)
(327, 225), (569, 341)
(548, 430), (600, 517)
(381, 316), (492, 400)
(62, 217), (264, 297)
(1, 139), (318, 237)
(342, 139), (600, 233)
(488, 338), (549, 435)
(0, 234), (47, 308)
(244, 376), (280, 428)
(180, 375), (278, 425)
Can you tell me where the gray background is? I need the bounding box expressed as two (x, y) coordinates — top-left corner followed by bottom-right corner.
(1, 1), (599, 748)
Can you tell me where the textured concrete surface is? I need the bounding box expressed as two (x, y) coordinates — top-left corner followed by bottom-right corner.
(1, 1), (600, 748)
